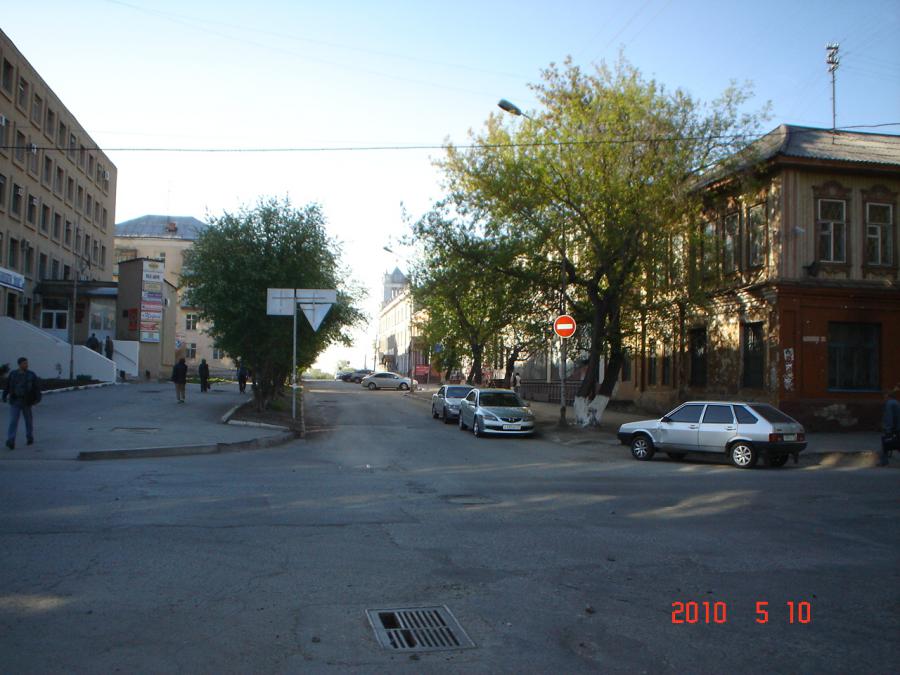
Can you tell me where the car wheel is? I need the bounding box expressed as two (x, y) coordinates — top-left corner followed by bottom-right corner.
(630, 434), (655, 461)
(666, 452), (687, 461)
(367, 382), (377, 390)
(729, 441), (758, 469)
(767, 453), (789, 468)
(459, 413), (467, 430)
(442, 405), (452, 424)
(399, 382), (409, 391)
(473, 416), (483, 438)
(432, 404), (439, 419)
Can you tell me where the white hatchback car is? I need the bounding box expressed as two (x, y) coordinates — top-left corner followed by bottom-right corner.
(360, 371), (416, 390)
(617, 401), (807, 469)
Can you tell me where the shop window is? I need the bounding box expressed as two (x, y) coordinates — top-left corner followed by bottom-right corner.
(828, 323), (880, 391)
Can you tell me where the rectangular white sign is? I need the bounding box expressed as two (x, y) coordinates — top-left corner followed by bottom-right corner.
(267, 288), (295, 316)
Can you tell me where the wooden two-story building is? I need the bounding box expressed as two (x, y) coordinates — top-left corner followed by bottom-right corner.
(616, 125), (899, 430)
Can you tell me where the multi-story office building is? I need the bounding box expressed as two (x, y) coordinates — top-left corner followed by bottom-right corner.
(0, 28), (116, 336)
(114, 214), (233, 373)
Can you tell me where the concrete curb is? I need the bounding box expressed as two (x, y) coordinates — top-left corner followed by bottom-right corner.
(77, 430), (297, 461)
(44, 382), (117, 395)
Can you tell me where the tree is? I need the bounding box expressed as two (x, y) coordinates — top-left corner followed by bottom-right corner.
(439, 57), (767, 424)
(182, 198), (365, 410)
(409, 207), (551, 385)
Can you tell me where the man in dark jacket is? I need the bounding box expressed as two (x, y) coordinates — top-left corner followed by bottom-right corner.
(172, 358), (188, 403)
(3, 357), (40, 450)
(879, 385), (900, 467)
(104, 336), (114, 360)
(198, 359), (210, 393)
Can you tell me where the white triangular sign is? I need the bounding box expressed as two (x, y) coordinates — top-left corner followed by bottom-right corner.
(299, 302), (332, 331)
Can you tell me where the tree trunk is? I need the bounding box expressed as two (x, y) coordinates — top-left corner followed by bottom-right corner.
(468, 343), (484, 385)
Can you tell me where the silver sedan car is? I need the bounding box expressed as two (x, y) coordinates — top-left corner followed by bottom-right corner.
(431, 384), (475, 423)
(360, 372), (416, 390)
(617, 401), (807, 469)
(458, 388), (535, 437)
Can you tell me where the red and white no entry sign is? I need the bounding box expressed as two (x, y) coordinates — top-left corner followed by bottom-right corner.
(553, 314), (577, 338)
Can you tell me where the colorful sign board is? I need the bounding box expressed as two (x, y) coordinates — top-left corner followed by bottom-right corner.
(553, 314), (577, 338)
(140, 260), (164, 342)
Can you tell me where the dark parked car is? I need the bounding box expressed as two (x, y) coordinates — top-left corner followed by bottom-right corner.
(342, 369), (373, 383)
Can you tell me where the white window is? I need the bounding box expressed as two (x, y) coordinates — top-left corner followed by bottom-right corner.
(187, 343), (197, 360)
(865, 203), (893, 266)
(185, 313), (198, 331)
(818, 199), (846, 263)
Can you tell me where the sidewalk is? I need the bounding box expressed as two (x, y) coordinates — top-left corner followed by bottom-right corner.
(408, 385), (885, 461)
(1, 381), (290, 461)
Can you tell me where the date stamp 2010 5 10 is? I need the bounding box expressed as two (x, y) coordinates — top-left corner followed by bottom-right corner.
(671, 601), (812, 625)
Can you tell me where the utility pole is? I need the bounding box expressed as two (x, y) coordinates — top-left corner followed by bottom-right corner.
(826, 43), (840, 135)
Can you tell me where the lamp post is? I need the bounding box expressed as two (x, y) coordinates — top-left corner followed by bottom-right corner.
(498, 98), (568, 426)
(68, 224), (90, 383)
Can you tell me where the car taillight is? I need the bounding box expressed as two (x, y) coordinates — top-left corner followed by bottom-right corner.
(797, 433), (805, 441)
(769, 433), (783, 442)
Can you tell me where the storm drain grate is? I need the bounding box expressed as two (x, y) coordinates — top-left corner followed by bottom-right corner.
(365, 605), (475, 652)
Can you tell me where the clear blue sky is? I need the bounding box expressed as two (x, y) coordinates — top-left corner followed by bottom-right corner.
(5, 0), (899, 370)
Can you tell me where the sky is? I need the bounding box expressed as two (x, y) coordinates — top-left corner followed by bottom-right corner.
(4, 0), (899, 372)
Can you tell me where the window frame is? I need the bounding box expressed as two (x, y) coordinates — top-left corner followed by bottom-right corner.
(741, 321), (765, 389)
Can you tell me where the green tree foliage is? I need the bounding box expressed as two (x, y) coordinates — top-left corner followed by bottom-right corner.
(409, 207), (552, 384)
(181, 198), (365, 410)
(438, 57), (767, 419)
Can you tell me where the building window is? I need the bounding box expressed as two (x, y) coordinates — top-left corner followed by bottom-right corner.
(865, 202), (893, 266)
(14, 130), (26, 163)
(54, 166), (64, 194)
(63, 264), (71, 280)
(43, 156), (52, 185)
(661, 342), (672, 386)
(701, 220), (716, 278)
(689, 327), (707, 387)
(213, 347), (224, 360)
(26, 196), (38, 225)
(0, 117), (8, 155)
(40, 204), (50, 232)
(51, 258), (60, 279)
(45, 108), (56, 136)
(817, 199), (847, 263)
(17, 76), (29, 109)
(185, 313), (198, 331)
(57, 121), (66, 148)
(53, 213), (62, 239)
(39, 253), (48, 280)
(100, 245), (106, 267)
(158, 252), (166, 262)
(76, 185), (83, 210)
(187, 343), (197, 360)
(0, 173), (5, 208)
(741, 322), (764, 388)
(24, 245), (33, 275)
(11, 184), (23, 216)
(647, 341), (657, 386)
(828, 323), (880, 391)
(620, 349), (631, 382)
(1, 59), (13, 94)
(31, 93), (43, 124)
(8, 238), (18, 268)
(66, 177), (74, 202)
(65, 220), (73, 246)
(747, 203), (766, 268)
(68, 133), (76, 159)
(722, 212), (739, 274)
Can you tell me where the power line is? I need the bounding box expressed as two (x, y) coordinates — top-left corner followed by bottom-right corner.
(4, 124), (897, 155)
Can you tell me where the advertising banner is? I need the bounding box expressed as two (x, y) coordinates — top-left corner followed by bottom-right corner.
(140, 260), (165, 342)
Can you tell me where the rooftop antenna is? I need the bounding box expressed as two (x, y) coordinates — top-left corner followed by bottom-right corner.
(826, 43), (840, 138)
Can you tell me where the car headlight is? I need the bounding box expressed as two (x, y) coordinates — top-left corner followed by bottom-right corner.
(482, 411), (500, 421)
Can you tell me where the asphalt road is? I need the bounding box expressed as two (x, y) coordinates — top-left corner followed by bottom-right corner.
(1, 380), (897, 673)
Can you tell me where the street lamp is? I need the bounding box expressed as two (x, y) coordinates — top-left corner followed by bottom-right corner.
(68, 223), (90, 383)
(498, 98), (568, 426)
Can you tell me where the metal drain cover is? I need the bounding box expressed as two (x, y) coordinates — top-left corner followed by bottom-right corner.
(366, 605), (475, 652)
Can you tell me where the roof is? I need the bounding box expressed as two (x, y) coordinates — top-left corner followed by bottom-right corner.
(756, 124), (900, 166)
(697, 124), (900, 188)
(115, 215), (209, 240)
(388, 267), (408, 284)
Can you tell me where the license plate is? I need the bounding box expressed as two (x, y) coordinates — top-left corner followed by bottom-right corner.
(783, 434), (797, 441)
(502, 424), (521, 430)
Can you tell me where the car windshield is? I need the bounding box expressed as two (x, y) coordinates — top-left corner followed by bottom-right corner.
(748, 404), (797, 424)
(446, 387), (472, 398)
(479, 392), (522, 407)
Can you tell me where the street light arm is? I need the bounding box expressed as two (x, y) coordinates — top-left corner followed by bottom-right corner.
(497, 99), (531, 119)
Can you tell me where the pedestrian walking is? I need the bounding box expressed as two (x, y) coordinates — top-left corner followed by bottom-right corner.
(104, 335), (114, 360)
(879, 385), (900, 467)
(171, 358), (188, 403)
(86, 333), (101, 353)
(237, 363), (248, 394)
(513, 372), (522, 394)
(3, 357), (41, 450)
(199, 359), (210, 393)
